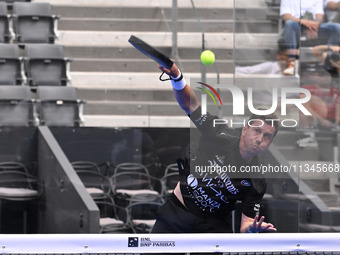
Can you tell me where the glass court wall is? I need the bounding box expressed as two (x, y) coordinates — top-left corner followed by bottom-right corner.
(0, 0), (339, 234)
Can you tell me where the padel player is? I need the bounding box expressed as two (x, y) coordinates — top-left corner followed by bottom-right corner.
(152, 62), (278, 234)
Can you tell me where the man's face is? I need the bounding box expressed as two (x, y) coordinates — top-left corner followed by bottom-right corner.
(240, 120), (276, 156)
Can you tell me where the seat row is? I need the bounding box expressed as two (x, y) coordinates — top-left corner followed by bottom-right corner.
(0, 161), (43, 233)
(72, 162), (179, 233)
(72, 161), (179, 198)
(0, 0), (31, 8)
(0, 86), (84, 127)
(0, 43), (71, 87)
(0, 1), (58, 44)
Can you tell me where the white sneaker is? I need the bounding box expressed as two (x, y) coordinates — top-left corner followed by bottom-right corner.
(296, 136), (318, 148)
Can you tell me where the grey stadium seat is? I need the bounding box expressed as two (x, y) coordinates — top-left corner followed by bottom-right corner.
(0, 0), (31, 9)
(0, 86), (35, 126)
(0, 2), (10, 43)
(11, 2), (59, 43)
(0, 44), (24, 85)
(24, 44), (72, 87)
(36, 86), (84, 127)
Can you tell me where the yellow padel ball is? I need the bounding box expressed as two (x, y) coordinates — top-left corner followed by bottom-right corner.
(200, 50), (215, 66)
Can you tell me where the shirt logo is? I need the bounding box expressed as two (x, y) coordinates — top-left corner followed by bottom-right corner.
(187, 174), (198, 189)
(241, 180), (251, 187)
(195, 115), (207, 125)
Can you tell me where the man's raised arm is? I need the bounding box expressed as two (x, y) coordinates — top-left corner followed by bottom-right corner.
(159, 63), (200, 115)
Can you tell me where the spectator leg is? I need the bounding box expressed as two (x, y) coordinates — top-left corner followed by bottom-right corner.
(318, 22), (340, 46)
(283, 20), (301, 58)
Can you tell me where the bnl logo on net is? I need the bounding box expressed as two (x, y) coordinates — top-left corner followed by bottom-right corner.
(197, 83), (312, 128)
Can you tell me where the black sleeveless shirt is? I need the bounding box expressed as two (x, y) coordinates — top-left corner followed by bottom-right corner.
(178, 107), (266, 219)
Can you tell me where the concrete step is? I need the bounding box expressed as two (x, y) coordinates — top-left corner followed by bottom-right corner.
(288, 160), (338, 192)
(83, 100), (270, 116)
(83, 101), (185, 116)
(78, 87), (235, 102)
(36, 0), (268, 9)
(53, 6), (234, 20)
(83, 115), (191, 128)
(329, 206), (340, 212)
(273, 130), (302, 147)
(70, 71), (299, 88)
(59, 18), (277, 34)
(57, 31), (280, 49)
(303, 179), (331, 192)
(77, 85), (289, 102)
(70, 71), (228, 89)
(317, 137), (337, 162)
(64, 46), (229, 61)
(70, 58), (232, 73)
(64, 47), (277, 62)
(83, 100), (293, 117)
(278, 146), (319, 161)
(316, 192), (339, 207)
(288, 161), (337, 179)
(77, 88), (175, 102)
(53, 8), (273, 21)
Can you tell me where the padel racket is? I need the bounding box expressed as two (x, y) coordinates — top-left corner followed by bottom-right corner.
(128, 35), (174, 69)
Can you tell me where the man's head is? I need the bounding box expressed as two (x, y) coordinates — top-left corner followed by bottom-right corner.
(239, 112), (278, 161)
(324, 50), (340, 75)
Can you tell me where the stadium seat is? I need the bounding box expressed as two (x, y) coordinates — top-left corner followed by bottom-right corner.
(24, 44), (71, 87)
(72, 161), (111, 176)
(0, 161), (30, 174)
(0, 2), (10, 43)
(0, 162), (42, 199)
(36, 86), (85, 127)
(125, 194), (163, 233)
(74, 168), (112, 201)
(0, 44), (24, 85)
(0, 86), (36, 126)
(0, 161), (42, 233)
(0, 0), (31, 10)
(113, 162), (152, 176)
(111, 170), (162, 221)
(112, 163), (160, 196)
(160, 163), (179, 198)
(111, 171), (159, 197)
(11, 2), (59, 43)
(95, 199), (133, 233)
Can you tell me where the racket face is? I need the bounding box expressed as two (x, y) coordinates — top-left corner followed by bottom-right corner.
(128, 35), (173, 69)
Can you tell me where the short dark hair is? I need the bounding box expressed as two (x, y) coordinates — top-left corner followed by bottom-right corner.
(248, 112), (279, 137)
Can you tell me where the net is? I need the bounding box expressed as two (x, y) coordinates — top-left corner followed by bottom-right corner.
(1, 233), (340, 254)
